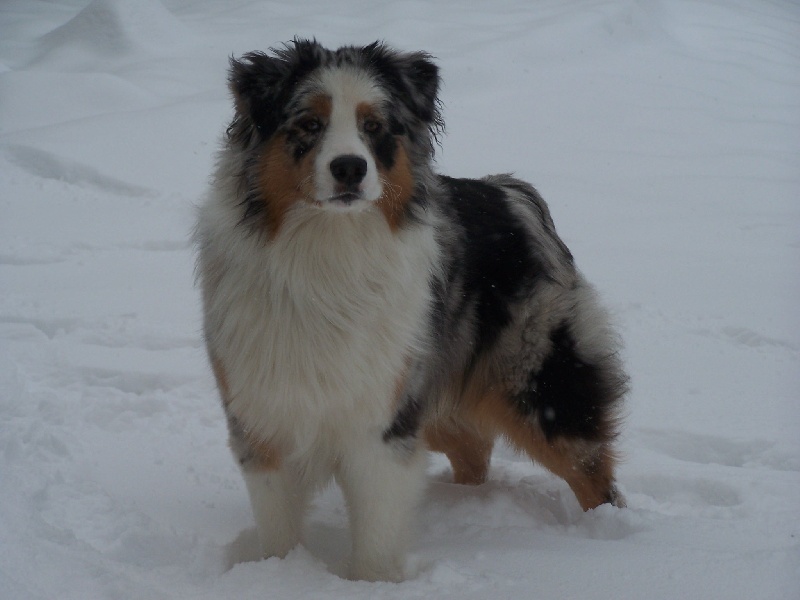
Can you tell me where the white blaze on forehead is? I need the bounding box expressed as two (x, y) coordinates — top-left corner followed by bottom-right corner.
(319, 66), (384, 113)
(313, 67), (384, 203)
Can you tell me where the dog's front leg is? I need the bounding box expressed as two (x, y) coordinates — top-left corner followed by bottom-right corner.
(242, 467), (310, 560)
(335, 436), (427, 582)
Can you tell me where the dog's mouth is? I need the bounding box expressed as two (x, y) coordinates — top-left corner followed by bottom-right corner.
(329, 191), (362, 204)
(315, 191), (370, 211)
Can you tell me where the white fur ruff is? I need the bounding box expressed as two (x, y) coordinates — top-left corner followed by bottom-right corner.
(197, 186), (438, 580)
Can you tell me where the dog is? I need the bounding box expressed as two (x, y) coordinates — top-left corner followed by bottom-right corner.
(195, 39), (627, 582)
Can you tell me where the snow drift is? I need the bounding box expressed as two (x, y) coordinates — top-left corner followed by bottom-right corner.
(1, 1), (798, 598)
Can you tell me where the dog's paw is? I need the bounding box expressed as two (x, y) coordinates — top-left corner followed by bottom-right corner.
(347, 556), (406, 582)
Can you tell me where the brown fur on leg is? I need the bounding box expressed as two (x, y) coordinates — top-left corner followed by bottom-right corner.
(468, 391), (623, 510)
(424, 421), (494, 486)
(211, 354), (282, 472)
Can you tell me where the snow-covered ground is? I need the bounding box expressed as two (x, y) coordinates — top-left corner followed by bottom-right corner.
(1, 1), (798, 598)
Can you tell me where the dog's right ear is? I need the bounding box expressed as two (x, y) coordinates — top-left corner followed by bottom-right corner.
(228, 40), (323, 140)
(228, 52), (293, 139)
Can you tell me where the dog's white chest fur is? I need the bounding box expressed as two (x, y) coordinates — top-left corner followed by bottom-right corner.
(203, 202), (437, 455)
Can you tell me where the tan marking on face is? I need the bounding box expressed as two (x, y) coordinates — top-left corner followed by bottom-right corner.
(355, 102), (414, 229)
(356, 101), (377, 124)
(256, 135), (315, 236)
(376, 141), (414, 231)
(255, 94), (332, 237)
(310, 93), (332, 119)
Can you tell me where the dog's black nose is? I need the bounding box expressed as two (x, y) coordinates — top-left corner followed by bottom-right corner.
(329, 155), (368, 186)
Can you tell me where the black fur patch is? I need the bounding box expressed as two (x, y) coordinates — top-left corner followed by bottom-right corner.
(441, 176), (541, 355)
(382, 396), (423, 442)
(501, 180), (574, 265)
(388, 117), (406, 137)
(370, 129), (398, 170)
(285, 126), (320, 162)
(515, 323), (617, 441)
(228, 40), (326, 142)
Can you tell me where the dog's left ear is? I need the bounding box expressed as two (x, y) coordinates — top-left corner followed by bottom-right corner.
(398, 52), (441, 125)
(363, 44), (441, 127)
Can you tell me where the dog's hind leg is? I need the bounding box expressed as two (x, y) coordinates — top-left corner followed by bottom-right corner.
(424, 420), (495, 485)
(510, 319), (626, 509)
(471, 393), (624, 510)
(508, 428), (624, 510)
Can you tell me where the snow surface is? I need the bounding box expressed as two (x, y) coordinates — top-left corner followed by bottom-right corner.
(1, 1), (799, 598)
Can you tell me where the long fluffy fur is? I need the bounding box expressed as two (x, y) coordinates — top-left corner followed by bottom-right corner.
(195, 39), (628, 582)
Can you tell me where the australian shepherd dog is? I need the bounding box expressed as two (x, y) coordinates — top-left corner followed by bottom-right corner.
(195, 39), (627, 581)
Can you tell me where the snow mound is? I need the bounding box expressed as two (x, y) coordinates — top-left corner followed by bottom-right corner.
(0, 71), (155, 133)
(32, 0), (191, 69)
(5, 145), (152, 196)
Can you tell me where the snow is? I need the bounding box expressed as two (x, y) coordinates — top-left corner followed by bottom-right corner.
(1, 0), (798, 598)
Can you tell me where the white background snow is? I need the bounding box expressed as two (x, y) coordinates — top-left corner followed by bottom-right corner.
(1, 1), (798, 598)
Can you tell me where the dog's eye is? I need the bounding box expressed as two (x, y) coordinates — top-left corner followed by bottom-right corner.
(299, 118), (322, 133)
(363, 119), (382, 134)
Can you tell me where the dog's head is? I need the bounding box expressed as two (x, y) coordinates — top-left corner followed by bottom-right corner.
(226, 39), (442, 233)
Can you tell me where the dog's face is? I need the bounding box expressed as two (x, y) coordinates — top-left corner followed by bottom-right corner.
(227, 40), (442, 232)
